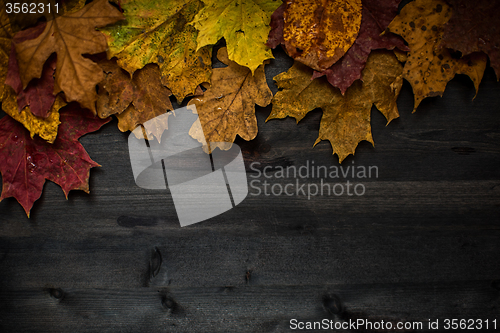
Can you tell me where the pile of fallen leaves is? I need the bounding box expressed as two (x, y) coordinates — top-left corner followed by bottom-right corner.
(0, 0), (498, 216)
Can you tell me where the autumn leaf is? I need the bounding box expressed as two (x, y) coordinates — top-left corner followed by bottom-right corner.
(96, 57), (137, 119)
(2, 22), (62, 142)
(441, 0), (500, 79)
(282, 0), (362, 72)
(188, 47), (272, 151)
(13, 0), (124, 113)
(1, 85), (64, 143)
(0, 103), (110, 216)
(6, 32), (56, 118)
(101, 0), (212, 102)
(0, 9), (12, 102)
(268, 50), (403, 162)
(115, 65), (173, 141)
(312, 0), (409, 94)
(190, 0), (280, 74)
(387, 0), (487, 111)
(266, 2), (285, 49)
(96, 59), (173, 141)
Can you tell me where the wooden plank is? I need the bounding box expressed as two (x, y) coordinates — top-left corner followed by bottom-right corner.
(1, 211), (499, 289)
(1, 282), (498, 332)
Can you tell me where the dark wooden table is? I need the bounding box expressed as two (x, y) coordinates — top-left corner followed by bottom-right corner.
(1, 42), (500, 332)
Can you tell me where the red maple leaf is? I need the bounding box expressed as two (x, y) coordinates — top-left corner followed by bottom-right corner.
(5, 23), (56, 118)
(0, 104), (110, 216)
(266, 2), (285, 49)
(312, 0), (409, 94)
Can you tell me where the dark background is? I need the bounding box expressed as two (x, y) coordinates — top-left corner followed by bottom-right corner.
(1, 24), (500, 333)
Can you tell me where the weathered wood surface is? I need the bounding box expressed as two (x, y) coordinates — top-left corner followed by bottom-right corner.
(1, 44), (500, 332)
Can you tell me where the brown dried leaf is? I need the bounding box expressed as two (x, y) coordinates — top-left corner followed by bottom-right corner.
(13, 0), (124, 113)
(111, 64), (173, 141)
(188, 47), (272, 151)
(96, 57), (136, 119)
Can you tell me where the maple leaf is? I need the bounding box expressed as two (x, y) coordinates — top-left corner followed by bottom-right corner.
(441, 0), (500, 79)
(6, 28), (57, 118)
(96, 59), (173, 141)
(281, 0), (362, 72)
(2, 21), (62, 142)
(190, 0), (280, 74)
(115, 65), (174, 141)
(311, 0), (409, 94)
(96, 57), (137, 118)
(1, 85), (65, 143)
(266, 1), (285, 49)
(387, 0), (487, 111)
(13, 0), (124, 113)
(268, 50), (403, 162)
(188, 47), (272, 151)
(0, 103), (110, 216)
(0, 9), (12, 102)
(101, 0), (212, 102)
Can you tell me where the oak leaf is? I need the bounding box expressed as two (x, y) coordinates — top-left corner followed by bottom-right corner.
(312, 0), (409, 94)
(188, 47), (272, 151)
(268, 50), (403, 162)
(101, 0), (212, 102)
(13, 0), (124, 113)
(190, 0), (280, 74)
(1, 85), (64, 143)
(96, 59), (173, 141)
(282, 0), (362, 71)
(441, 0), (500, 79)
(387, 0), (487, 111)
(0, 103), (110, 216)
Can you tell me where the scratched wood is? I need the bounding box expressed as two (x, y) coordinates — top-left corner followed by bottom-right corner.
(1, 43), (500, 332)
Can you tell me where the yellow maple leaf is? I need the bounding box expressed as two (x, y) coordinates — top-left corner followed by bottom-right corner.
(269, 50), (403, 163)
(387, 0), (487, 111)
(190, 0), (280, 74)
(1, 85), (64, 143)
(188, 47), (272, 151)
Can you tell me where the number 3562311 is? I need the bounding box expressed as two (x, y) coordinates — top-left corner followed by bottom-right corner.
(5, 2), (59, 14)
